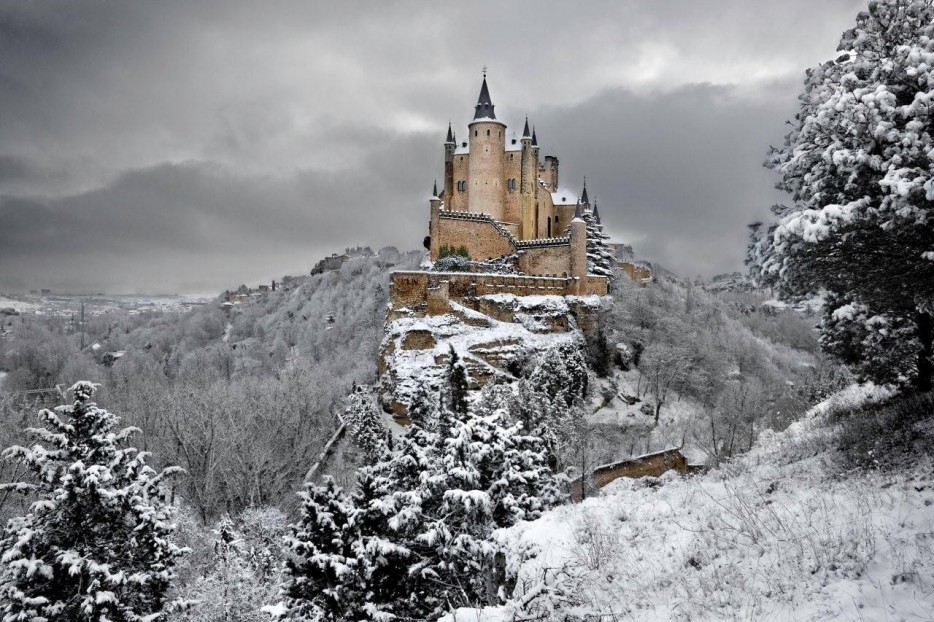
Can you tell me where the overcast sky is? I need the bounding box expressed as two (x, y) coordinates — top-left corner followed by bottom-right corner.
(0, 0), (866, 293)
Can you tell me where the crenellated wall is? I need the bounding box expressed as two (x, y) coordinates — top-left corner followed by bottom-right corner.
(389, 271), (606, 315)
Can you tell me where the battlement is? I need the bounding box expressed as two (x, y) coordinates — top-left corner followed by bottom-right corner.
(389, 270), (606, 316)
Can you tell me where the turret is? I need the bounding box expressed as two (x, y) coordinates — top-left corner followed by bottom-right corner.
(569, 200), (588, 294)
(580, 177), (590, 208)
(541, 155), (559, 191)
(467, 74), (506, 219)
(520, 116), (537, 239)
(429, 180), (442, 260)
(444, 123), (455, 210)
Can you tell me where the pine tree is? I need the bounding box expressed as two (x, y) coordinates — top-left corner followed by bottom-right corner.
(407, 381), (440, 431)
(343, 386), (388, 462)
(0, 381), (184, 622)
(751, 0), (934, 390)
(273, 477), (363, 621)
(445, 346), (469, 418)
(582, 204), (615, 278)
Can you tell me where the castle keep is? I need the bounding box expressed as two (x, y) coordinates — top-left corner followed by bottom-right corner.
(419, 75), (609, 298)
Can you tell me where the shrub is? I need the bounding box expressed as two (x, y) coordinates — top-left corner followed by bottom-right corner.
(835, 392), (934, 471)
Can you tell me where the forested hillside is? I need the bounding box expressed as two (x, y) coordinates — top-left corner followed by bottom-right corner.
(0, 247), (421, 523)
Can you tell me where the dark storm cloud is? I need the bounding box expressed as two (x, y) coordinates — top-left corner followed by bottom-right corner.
(0, 0), (867, 292)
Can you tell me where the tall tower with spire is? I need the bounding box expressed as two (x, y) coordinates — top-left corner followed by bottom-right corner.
(466, 73), (507, 220)
(443, 122), (455, 211)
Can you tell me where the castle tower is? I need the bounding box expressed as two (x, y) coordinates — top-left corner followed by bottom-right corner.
(467, 75), (506, 220)
(520, 117), (537, 239)
(429, 180), (442, 259)
(541, 155), (559, 191)
(569, 199), (588, 294)
(443, 123), (455, 211)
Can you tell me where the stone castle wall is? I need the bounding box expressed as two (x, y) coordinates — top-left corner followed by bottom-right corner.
(517, 242), (573, 276)
(435, 213), (514, 259)
(390, 272), (584, 312)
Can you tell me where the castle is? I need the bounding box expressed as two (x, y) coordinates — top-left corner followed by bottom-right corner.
(419, 75), (609, 298)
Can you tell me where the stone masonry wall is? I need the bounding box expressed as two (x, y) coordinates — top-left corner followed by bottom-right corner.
(517, 244), (572, 276)
(436, 215), (514, 261)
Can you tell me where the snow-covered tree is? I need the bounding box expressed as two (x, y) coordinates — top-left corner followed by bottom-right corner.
(343, 385), (389, 462)
(445, 346), (469, 418)
(0, 381), (185, 622)
(582, 203), (615, 278)
(751, 0), (934, 390)
(272, 477), (363, 621)
(529, 342), (589, 409)
(407, 381), (441, 431)
(345, 403), (562, 620)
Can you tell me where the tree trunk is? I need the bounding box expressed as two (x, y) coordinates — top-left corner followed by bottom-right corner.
(917, 311), (933, 392)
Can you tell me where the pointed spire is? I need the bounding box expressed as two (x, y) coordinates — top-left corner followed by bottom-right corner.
(531, 126), (538, 146)
(432, 179), (438, 198)
(446, 122), (454, 144)
(580, 177), (589, 205)
(592, 198), (601, 224)
(522, 117), (531, 138)
(574, 198), (583, 220)
(473, 74), (496, 120)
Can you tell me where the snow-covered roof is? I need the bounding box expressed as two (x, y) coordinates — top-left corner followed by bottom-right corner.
(551, 187), (579, 205)
(506, 135), (522, 152)
(454, 142), (469, 155)
(469, 116), (505, 125)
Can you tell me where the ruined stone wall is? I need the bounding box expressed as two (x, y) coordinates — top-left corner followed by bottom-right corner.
(593, 450), (689, 487)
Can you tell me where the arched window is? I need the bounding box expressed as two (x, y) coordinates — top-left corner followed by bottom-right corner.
(486, 129), (490, 136)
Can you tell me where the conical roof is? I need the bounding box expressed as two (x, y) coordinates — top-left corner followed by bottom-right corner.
(473, 76), (496, 120)
(446, 122), (454, 143)
(522, 117), (531, 138)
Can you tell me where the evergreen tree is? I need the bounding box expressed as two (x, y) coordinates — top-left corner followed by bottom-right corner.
(273, 477), (363, 621)
(582, 203), (615, 278)
(0, 381), (184, 622)
(751, 0), (934, 390)
(445, 346), (469, 418)
(529, 342), (589, 408)
(343, 386), (388, 462)
(407, 381), (440, 431)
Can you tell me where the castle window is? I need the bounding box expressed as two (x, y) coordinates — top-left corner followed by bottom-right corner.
(486, 129), (490, 136)
(474, 130), (477, 137)
(555, 215), (559, 224)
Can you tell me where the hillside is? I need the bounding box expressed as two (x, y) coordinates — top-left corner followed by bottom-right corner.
(443, 384), (934, 621)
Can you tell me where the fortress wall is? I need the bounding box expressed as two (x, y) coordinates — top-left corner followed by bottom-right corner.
(436, 216), (514, 260)
(390, 271), (575, 307)
(517, 245), (572, 277)
(585, 275), (609, 296)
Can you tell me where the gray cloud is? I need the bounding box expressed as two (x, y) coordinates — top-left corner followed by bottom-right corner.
(0, 0), (867, 292)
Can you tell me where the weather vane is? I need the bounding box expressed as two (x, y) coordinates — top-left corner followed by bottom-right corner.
(482, 65), (487, 78)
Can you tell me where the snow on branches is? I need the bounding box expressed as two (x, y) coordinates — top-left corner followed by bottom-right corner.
(751, 0), (934, 390)
(0, 381), (185, 622)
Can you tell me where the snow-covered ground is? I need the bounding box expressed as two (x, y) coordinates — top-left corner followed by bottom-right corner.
(0, 296), (40, 313)
(445, 384), (934, 621)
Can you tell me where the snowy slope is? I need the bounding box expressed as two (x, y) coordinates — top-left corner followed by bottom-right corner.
(444, 384), (934, 621)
